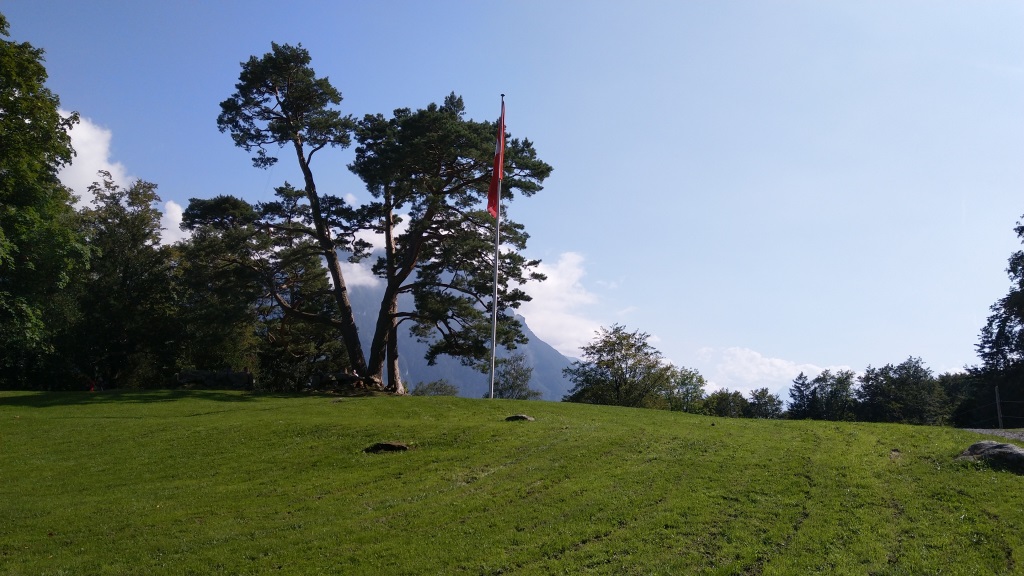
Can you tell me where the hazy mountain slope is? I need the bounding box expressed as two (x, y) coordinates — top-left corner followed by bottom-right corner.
(347, 284), (573, 400)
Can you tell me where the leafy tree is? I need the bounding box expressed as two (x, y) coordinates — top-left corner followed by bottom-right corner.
(488, 352), (541, 400)
(705, 388), (749, 418)
(664, 366), (707, 413)
(975, 215), (1024, 425)
(349, 94), (552, 391)
(939, 371), (989, 427)
(787, 370), (856, 420)
(181, 186), (350, 391)
(746, 388), (783, 419)
(63, 173), (178, 388)
(410, 379), (459, 396)
(810, 369), (857, 421)
(217, 42), (367, 380)
(562, 325), (673, 408)
(171, 222), (262, 377)
(978, 215), (1024, 372)
(0, 13), (87, 387)
(856, 357), (946, 425)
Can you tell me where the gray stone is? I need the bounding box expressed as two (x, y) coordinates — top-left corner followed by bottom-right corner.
(958, 440), (1024, 473)
(505, 414), (535, 422)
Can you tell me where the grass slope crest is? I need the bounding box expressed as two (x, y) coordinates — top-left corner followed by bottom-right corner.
(2, 390), (1023, 575)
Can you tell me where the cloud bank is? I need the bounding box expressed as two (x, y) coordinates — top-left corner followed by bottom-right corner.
(519, 252), (602, 358)
(59, 111), (188, 245)
(697, 346), (854, 400)
(58, 112), (132, 206)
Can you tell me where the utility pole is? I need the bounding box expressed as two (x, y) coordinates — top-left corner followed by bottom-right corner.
(996, 386), (1004, 429)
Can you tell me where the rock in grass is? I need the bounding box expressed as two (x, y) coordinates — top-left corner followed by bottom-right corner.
(958, 441), (1024, 472)
(364, 442), (409, 453)
(505, 414), (534, 422)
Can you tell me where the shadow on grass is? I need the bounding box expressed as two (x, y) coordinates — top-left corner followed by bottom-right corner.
(0, 387), (397, 409)
(0, 389), (261, 408)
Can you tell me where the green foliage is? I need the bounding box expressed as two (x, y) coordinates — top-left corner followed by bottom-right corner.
(180, 187), (349, 390)
(664, 366), (707, 413)
(216, 42), (354, 169)
(410, 379), (460, 396)
(562, 325), (674, 408)
(787, 372), (814, 418)
(978, 215), (1024, 373)
(216, 42), (368, 381)
(704, 388), (749, 418)
(788, 369), (856, 421)
(172, 226), (262, 376)
(746, 387), (783, 419)
(3, 391), (1021, 574)
(972, 216), (1024, 427)
(856, 357), (947, 425)
(215, 44), (553, 391)
(60, 172), (179, 388)
(0, 13), (87, 387)
(350, 94), (552, 380)
(488, 353), (541, 399)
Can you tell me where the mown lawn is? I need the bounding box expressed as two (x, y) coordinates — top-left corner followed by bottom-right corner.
(1, 390), (1021, 575)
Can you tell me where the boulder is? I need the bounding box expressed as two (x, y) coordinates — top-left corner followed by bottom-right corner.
(363, 442), (409, 453)
(958, 441), (1024, 473)
(505, 414), (535, 422)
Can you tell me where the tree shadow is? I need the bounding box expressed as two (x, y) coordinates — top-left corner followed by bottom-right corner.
(0, 389), (261, 408)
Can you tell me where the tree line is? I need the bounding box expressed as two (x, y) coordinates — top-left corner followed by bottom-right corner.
(558, 325), (786, 418)
(562, 220), (1024, 430)
(0, 14), (551, 392)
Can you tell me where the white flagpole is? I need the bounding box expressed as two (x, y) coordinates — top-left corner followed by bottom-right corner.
(489, 95), (505, 399)
(489, 183), (501, 399)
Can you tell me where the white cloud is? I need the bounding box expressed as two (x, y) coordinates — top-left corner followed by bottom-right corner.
(519, 252), (603, 357)
(340, 261), (382, 288)
(58, 111), (132, 206)
(59, 111), (189, 246)
(352, 213), (410, 252)
(160, 200), (190, 245)
(697, 346), (854, 400)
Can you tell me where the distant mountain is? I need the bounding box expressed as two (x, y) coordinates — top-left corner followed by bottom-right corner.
(347, 284), (574, 400)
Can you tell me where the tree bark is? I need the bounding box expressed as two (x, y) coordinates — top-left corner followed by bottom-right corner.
(291, 139), (369, 380)
(386, 305), (404, 394)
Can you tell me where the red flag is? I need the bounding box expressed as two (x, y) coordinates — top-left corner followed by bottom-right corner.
(487, 99), (505, 218)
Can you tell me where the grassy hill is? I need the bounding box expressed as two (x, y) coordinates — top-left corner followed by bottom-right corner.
(1, 391), (1021, 575)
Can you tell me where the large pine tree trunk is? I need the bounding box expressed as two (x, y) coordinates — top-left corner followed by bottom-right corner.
(293, 142), (369, 381)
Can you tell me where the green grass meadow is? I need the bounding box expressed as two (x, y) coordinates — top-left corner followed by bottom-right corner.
(1, 391), (1022, 575)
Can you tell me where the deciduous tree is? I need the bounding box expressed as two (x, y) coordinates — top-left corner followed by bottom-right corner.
(562, 325), (673, 408)
(664, 366), (707, 413)
(489, 353), (541, 400)
(0, 13), (87, 387)
(856, 357), (946, 425)
(705, 388), (748, 418)
(65, 173), (177, 388)
(746, 388), (783, 419)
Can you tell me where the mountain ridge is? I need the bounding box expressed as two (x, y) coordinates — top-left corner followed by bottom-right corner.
(347, 283), (574, 400)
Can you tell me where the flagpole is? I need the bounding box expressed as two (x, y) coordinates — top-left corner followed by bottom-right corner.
(488, 94), (505, 399)
(489, 181), (501, 399)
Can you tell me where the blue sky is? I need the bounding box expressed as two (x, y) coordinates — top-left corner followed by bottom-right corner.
(5, 1), (1022, 398)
